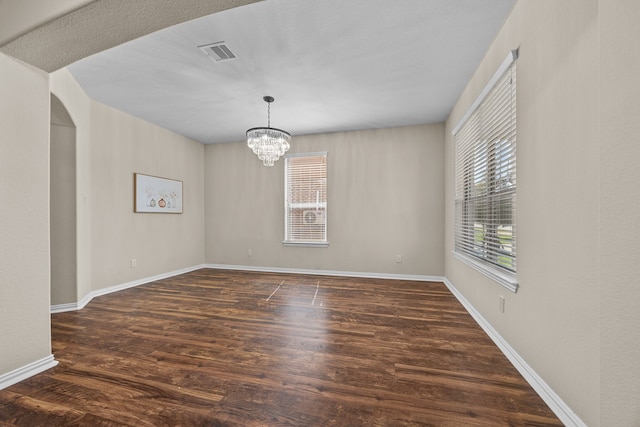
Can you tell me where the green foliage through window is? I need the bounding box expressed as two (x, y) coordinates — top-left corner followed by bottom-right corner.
(454, 56), (516, 274)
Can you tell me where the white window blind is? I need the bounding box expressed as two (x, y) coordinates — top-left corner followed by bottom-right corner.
(454, 50), (517, 289)
(284, 153), (328, 246)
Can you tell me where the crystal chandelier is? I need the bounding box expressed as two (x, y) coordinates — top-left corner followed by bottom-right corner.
(246, 96), (291, 166)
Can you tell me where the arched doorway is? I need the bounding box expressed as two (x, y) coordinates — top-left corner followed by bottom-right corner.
(50, 94), (77, 306)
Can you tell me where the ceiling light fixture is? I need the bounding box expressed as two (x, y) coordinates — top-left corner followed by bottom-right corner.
(246, 96), (291, 166)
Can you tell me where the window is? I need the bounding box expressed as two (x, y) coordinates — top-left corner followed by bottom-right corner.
(453, 50), (518, 291)
(284, 152), (328, 246)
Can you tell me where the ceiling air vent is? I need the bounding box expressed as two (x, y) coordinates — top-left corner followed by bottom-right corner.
(198, 42), (236, 62)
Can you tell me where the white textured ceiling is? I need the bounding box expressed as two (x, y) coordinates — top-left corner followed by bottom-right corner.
(65, 0), (515, 144)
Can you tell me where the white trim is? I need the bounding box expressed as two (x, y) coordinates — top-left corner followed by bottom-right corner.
(204, 263), (443, 282)
(50, 264), (207, 313)
(282, 241), (330, 248)
(0, 355), (58, 391)
(46, 263), (583, 425)
(452, 48), (519, 136)
(453, 251), (519, 293)
(442, 277), (587, 427)
(285, 151), (328, 159)
(50, 301), (82, 314)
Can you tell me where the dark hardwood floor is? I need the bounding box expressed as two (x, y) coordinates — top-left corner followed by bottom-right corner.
(0, 269), (562, 426)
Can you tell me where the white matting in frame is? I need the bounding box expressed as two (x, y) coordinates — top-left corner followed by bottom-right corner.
(134, 173), (183, 213)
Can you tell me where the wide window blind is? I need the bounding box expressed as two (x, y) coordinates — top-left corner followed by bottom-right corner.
(454, 51), (517, 280)
(284, 153), (327, 245)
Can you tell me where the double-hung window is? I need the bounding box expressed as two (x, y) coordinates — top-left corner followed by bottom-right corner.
(453, 50), (518, 291)
(284, 152), (328, 246)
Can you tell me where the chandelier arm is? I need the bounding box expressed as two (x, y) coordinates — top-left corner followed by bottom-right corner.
(246, 127), (291, 137)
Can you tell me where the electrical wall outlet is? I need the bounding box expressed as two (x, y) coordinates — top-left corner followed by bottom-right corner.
(499, 295), (505, 313)
(130, 258), (137, 268)
(396, 254), (402, 263)
(248, 249), (253, 257)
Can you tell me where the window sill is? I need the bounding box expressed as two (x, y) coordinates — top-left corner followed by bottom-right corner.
(453, 251), (519, 293)
(283, 241), (329, 248)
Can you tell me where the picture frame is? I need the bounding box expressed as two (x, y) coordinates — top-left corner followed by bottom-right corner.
(134, 173), (183, 213)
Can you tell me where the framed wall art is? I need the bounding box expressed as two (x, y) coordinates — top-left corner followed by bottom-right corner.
(134, 173), (183, 213)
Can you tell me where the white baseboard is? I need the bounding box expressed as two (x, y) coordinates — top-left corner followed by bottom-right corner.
(47, 263), (582, 425)
(204, 263), (444, 282)
(50, 264), (207, 313)
(0, 355), (58, 391)
(50, 301), (82, 314)
(442, 278), (586, 427)
(52, 263), (440, 314)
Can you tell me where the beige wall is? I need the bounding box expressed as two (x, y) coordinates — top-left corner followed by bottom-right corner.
(599, 0), (640, 425)
(0, 53), (52, 373)
(50, 68), (206, 298)
(205, 125), (445, 277)
(4, 1), (640, 424)
(50, 95), (77, 305)
(50, 68), (93, 302)
(88, 100), (205, 290)
(445, 0), (640, 425)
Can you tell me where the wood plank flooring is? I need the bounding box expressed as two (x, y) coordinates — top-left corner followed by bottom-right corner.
(0, 269), (562, 426)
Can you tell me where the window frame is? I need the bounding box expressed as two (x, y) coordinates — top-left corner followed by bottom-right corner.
(283, 152), (329, 247)
(453, 50), (519, 292)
